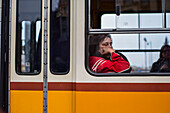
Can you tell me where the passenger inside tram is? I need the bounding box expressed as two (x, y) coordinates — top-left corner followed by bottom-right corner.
(150, 45), (170, 72)
(88, 34), (131, 73)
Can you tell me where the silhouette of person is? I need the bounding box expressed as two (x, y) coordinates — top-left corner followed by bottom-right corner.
(150, 45), (170, 72)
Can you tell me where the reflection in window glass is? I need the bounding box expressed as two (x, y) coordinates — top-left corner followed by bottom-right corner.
(101, 12), (170, 73)
(122, 52), (159, 72)
(21, 21), (31, 72)
(88, 33), (170, 73)
(50, 0), (70, 74)
(140, 13), (162, 28)
(110, 34), (170, 50)
(101, 13), (168, 29)
(111, 34), (139, 50)
(117, 14), (138, 28)
(91, 0), (170, 29)
(88, 0), (170, 74)
(109, 34), (170, 72)
(166, 13), (170, 28)
(140, 34), (170, 49)
(116, 0), (162, 13)
(101, 14), (116, 29)
(16, 0), (41, 74)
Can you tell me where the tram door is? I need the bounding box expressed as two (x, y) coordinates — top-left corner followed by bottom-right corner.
(10, 0), (73, 112)
(10, 0), (44, 112)
(47, 0), (73, 113)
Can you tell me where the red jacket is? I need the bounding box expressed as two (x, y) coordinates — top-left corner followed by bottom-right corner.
(89, 52), (130, 73)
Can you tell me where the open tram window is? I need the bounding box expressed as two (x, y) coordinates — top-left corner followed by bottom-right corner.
(50, 0), (70, 74)
(87, 0), (170, 75)
(90, 0), (170, 29)
(16, 0), (41, 74)
(101, 33), (170, 73)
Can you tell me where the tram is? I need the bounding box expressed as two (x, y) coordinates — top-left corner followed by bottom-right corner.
(1, 0), (170, 113)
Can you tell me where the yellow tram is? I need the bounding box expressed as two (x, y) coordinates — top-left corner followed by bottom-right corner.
(1, 0), (170, 113)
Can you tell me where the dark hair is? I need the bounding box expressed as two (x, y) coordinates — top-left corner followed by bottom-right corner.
(160, 45), (170, 58)
(88, 34), (111, 56)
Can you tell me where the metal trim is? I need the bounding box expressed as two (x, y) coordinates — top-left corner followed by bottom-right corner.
(89, 28), (170, 34)
(43, 0), (48, 112)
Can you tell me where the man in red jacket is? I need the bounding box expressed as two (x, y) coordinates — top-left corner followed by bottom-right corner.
(89, 34), (131, 73)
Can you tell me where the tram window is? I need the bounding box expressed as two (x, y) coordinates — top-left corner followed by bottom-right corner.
(87, 0), (170, 74)
(50, 0), (70, 74)
(90, 0), (170, 29)
(16, 0), (41, 74)
(88, 33), (170, 73)
(166, 13), (170, 28)
(110, 33), (170, 72)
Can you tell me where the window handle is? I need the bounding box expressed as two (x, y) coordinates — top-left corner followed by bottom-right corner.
(116, 5), (121, 16)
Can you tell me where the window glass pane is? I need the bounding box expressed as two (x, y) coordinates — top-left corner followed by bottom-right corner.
(111, 33), (170, 72)
(88, 0), (170, 74)
(166, 0), (170, 12)
(91, 0), (170, 29)
(122, 52), (159, 72)
(88, 33), (170, 73)
(101, 14), (116, 29)
(117, 14), (138, 28)
(166, 13), (170, 28)
(110, 34), (170, 50)
(140, 13), (162, 28)
(116, 0), (162, 13)
(111, 34), (139, 50)
(101, 13), (164, 29)
(16, 0), (41, 74)
(140, 34), (170, 49)
(50, 0), (70, 74)
(101, 14), (139, 29)
(91, 0), (116, 29)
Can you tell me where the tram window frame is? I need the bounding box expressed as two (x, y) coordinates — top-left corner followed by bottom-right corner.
(50, 0), (70, 75)
(85, 0), (170, 76)
(15, 0), (42, 75)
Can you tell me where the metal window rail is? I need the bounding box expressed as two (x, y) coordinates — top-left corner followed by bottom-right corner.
(116, 49), (160, 52)
(89, 28), (170, 34)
